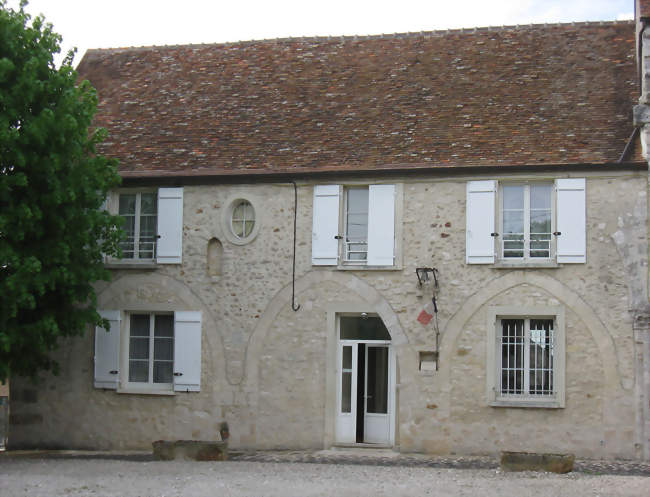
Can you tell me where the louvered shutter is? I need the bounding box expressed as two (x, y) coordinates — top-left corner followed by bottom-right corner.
(466, 180), (496, 264)
(367, 184), (396, 266)
(556, 178), (586, 263)
(312, 185), (340, 265)
(94, 310), (121, 389)
(173, 311), (202, 392)
(157, 188), (184, 264)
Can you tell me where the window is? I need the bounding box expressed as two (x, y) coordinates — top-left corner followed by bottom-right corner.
(119, 192), (157, 260)
(312, 184), (400, 268)
(94, 310), (202, 393)
(108, 188), (183, 265)
(230, 200), (255, 239)
(127, 314), (174, 389)
(344, 187), (369, 263)
(499, 318), (553, 395)
(486, 306), (565, 408)
(500, 183), (553, 260)
(466, 179), (585, 265)
(221, 196), (261, 245)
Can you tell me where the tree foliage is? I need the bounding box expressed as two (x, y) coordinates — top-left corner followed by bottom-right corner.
(0, 1), (122, 381)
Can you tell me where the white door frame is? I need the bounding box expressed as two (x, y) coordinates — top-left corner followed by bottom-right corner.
(331, 313), (396, 446)
(363, 343), (391, 444)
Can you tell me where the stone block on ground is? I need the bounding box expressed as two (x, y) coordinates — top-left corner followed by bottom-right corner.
(152, 440), (228, 461)
(500, 451), (574, 473)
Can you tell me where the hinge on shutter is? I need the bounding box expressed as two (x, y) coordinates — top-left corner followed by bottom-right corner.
(334, 235), (343, 240)
(109, 370), (118, 375)
(490, 233), (499, 237)
(553, 232), (561, 236)
(173, 372), (183, 376)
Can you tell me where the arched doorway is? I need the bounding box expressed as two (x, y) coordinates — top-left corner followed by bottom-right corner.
(335, 314), (395, 445)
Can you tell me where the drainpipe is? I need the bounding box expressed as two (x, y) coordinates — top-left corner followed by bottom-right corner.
(632, 0), (650, 461)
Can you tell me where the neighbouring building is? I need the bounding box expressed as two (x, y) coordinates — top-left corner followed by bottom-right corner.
(9, 12), (650, 460)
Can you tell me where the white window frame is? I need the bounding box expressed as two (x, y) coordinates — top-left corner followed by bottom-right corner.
(117, 190), (158, 261)
(498, 182), (555, 262)
(343, 187), (370, 264)
(104, 187), (184, 266)
(486, 306), (565, 408)
(466, 178), (585, 267)
(230, 199), (255, 240)
(121, 312), (175, 393)
(221, 196), (262, 246)
(311, 183), (402, 269)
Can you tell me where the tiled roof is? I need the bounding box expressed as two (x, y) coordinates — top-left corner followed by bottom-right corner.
(77, 21), (642, 178)
(639, 0), (650, 19)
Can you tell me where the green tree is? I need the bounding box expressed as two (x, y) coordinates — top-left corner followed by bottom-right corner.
(0, 1), (122, 381)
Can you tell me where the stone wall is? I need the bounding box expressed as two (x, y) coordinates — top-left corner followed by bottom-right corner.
(8, 171), (648, 459)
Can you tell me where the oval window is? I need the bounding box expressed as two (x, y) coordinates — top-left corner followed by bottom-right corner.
(230, 200), (255, 239)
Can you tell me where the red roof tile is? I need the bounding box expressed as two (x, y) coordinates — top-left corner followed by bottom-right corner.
(77, 22), (641, 177)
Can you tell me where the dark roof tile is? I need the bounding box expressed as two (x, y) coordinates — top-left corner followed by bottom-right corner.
(77, 21), (641, 177)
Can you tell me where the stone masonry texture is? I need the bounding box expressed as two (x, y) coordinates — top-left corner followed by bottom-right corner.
(8, 173), (648, 460)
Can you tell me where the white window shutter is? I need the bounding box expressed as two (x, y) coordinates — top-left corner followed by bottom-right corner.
(367, 184), (396, 266)
(556, 178), (586, 263)
(173, 311), (202, 392)
(94, 310), (121, 389)
(312, 185), (340, 265)
(466, 180), (496, 264)
(157, 188), (183, 264)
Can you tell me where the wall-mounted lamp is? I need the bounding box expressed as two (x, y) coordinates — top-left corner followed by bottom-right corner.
(416, 267), (439, 287)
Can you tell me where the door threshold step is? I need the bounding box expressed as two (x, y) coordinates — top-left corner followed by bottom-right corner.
(331, 443), (393, 450)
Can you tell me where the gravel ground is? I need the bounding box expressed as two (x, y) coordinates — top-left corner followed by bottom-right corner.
(1, 457), (650, 497)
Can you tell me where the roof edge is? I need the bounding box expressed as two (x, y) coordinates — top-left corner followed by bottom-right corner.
(80, 19), (634, 56)
(118, 162), (648, 186)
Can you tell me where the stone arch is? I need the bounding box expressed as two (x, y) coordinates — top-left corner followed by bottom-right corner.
(243, 270), (408, 392)
(436, 270), (628, 426)
(97, 272), (227, 388)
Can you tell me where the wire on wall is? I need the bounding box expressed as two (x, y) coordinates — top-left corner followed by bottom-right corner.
(291, 181), (300, 312)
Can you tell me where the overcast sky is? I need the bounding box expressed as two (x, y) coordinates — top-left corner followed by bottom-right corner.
(5, 0), (636, 66)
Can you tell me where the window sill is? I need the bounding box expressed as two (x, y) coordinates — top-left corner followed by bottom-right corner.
(116, 388), (175, 396)
(489, 398), (563, 409)
(493, 261), (559, 269)
(105, 260), (158, 270)
(336, 264), (402, 271)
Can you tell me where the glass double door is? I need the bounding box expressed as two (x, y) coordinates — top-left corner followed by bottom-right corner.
(336, 342), (391, 444)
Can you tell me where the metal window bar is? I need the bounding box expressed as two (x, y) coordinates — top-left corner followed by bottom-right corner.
(345, 240), (368, 262)
(499, 318), (554, 397)
(502, 234), (552, 259)
(529, 319), (554, 395)
(500, 319), (524, 395)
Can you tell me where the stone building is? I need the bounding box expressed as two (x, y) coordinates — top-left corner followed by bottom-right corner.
(9, 15), (650, 460)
